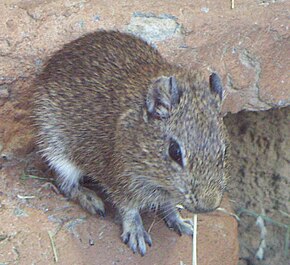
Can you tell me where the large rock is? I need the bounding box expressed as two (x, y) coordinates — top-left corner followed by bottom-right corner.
(1, 0), (289, 154)
(1, 0), (289, 113)
(1, 0), (289, 264)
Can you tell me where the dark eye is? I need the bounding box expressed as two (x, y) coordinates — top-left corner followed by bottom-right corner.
(168, 139), (183, 166)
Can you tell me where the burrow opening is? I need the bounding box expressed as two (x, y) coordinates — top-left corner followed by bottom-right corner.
(224, 106), (289, 265)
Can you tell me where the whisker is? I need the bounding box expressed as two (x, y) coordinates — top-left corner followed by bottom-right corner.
(146, 201), (184, 231)
(150, 208), (177, 228)
(148, 213), (157, 233)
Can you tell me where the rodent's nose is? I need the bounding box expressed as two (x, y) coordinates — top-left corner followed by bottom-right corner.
(195, 194), (222, 213)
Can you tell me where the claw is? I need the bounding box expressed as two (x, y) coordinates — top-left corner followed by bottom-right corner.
(96, 209), (105, 217)
(76, 187), (105, 217)
(162, 203), (194, 236)
(129, 238), (137, 254)
(174, 225), (182, 236)
(120, 208), (152, 256)
(137, 233), (146, 256)
(122, 233), (130, 244)
(144, 231), (152, 247)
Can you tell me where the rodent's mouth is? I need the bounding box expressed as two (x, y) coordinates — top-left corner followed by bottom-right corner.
(179, 203), (196, 213)
(183, 204), (219, 214)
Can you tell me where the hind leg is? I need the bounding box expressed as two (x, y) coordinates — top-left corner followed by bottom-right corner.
(49, 156), (105, 216)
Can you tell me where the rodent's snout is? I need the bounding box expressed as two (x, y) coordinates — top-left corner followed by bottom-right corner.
(184, 191), (223, 214)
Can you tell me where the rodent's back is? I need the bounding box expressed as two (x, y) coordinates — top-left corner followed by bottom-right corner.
(34, 31), (170, 173)
(37, 31), (168, 106)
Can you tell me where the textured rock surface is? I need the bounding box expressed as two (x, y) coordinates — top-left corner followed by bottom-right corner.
(0, 0), (289, 264)
(1, 0), (289, 156)
(225, 107), (290, 265)
(1, 0), (289, 112)
(127, 12), (182, 43)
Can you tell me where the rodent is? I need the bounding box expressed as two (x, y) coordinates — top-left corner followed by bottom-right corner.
(33, 30), (229, 256)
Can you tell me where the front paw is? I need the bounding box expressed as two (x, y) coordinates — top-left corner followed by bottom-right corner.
(120, 209), (152, 256)
(165, 216), (194, 236)
(161, 203), (194, 236)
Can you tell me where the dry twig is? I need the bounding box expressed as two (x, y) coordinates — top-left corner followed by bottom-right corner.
(48, 231), (58, 263)
(192, 214), (197, 265)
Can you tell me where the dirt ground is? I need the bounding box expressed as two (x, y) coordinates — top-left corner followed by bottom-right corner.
(0, 154), (238, 265)
(225, 107), (290, 265)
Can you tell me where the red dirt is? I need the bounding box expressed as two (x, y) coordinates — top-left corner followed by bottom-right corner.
(0, 160), (238, 265)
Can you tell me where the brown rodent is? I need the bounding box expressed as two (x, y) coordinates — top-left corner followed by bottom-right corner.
(33, 30), (229, 256)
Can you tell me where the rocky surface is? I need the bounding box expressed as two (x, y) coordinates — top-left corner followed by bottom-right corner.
(0, 0), (289, 264)
(1, 0), (289, 113)
(225, 107), (290, 265)
(1, 0), (289, 155)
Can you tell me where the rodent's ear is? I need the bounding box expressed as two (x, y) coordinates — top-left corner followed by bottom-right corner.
(146, 76), (181, 120)
(209, 72), (223, 100)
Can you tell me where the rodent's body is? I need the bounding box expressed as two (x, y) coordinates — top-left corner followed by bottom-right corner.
(34, 31), (229, 255)
(35, 31), (170, 193)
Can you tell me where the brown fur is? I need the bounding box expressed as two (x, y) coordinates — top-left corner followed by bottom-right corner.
(33, 30), (230, 255)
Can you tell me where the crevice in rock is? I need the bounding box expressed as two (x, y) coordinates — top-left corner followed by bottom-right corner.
(224, 106), (290, 265)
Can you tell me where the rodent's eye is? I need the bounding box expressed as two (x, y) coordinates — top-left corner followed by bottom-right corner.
(168, 138), (183, 167)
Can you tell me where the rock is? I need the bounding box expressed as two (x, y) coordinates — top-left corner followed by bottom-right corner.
(127, 12), (182, 43)
(13, 207), (28, 217)
(224, 107), (290, 265)
(0, 85), (9, 99)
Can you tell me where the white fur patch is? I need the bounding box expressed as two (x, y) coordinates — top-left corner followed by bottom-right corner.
(48, 155), (82, 193)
